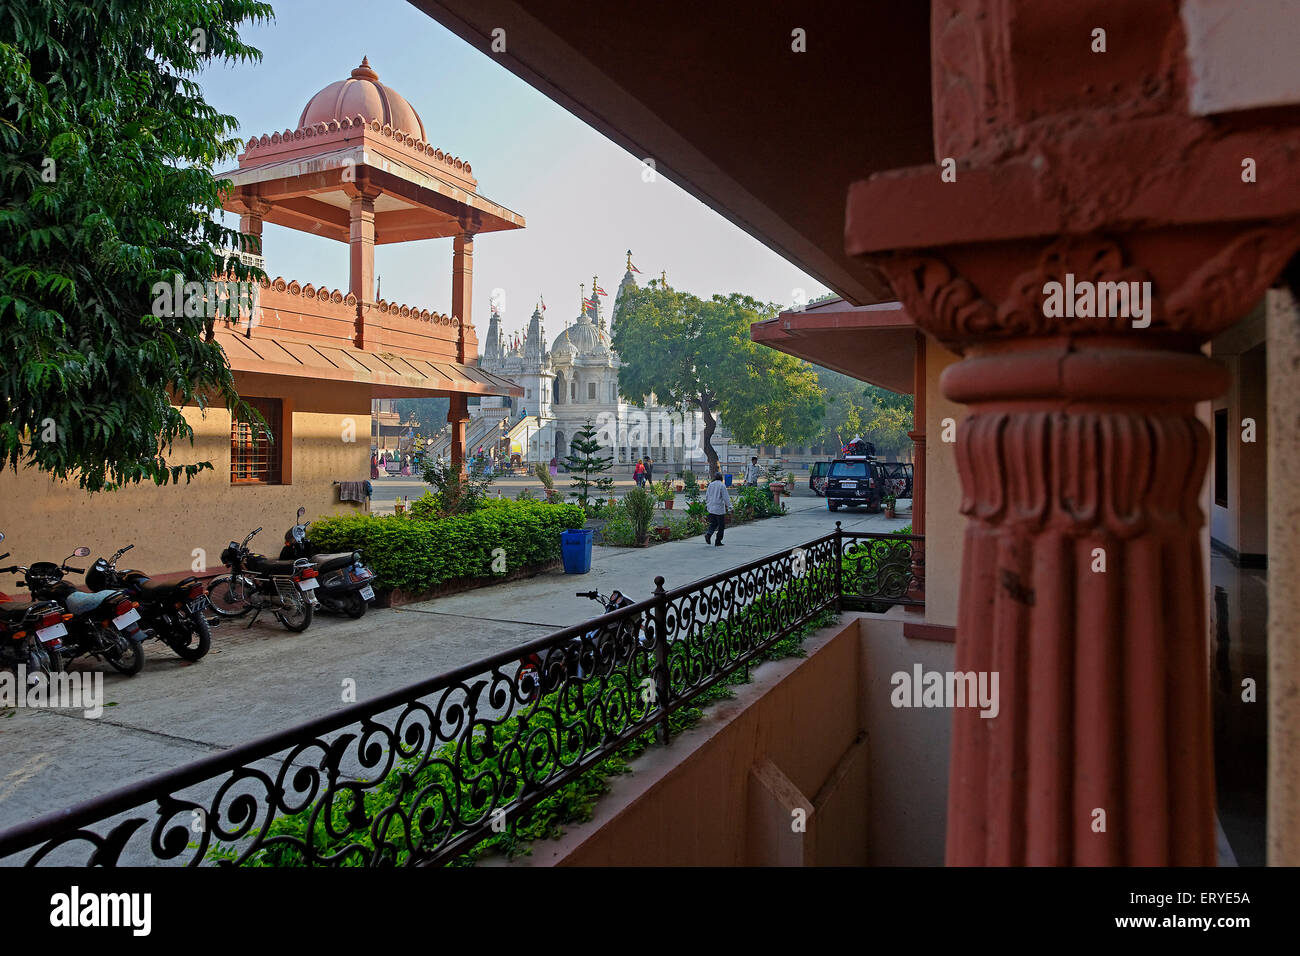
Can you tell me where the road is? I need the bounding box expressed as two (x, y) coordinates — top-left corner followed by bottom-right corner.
(0, 487), (910, 860)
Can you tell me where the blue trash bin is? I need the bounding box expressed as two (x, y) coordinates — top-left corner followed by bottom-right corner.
(724, 473), (733, 487)
(561, 529), (594, 574)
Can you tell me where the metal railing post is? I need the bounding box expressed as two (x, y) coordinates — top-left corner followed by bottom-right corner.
(834, 521), (844, 611)
(652, 574), (671, 745)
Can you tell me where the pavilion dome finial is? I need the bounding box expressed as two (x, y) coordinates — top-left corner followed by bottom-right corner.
(298, 58), (426, 141)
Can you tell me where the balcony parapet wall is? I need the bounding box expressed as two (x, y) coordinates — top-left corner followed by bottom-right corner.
(224, 276), (469, 362)
(237, 116), (476, 190)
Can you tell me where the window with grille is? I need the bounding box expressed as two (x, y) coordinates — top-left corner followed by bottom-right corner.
(588, 382), (596, 400)
(232, 397), (283, 484)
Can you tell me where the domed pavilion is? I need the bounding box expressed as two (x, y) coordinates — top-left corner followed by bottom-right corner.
(219, 58), (525, 468)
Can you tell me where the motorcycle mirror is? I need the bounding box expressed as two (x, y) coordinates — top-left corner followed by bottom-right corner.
(0, 532), (5, 543)
(73, 547), (91, 557)
(297, 506), (306, 519)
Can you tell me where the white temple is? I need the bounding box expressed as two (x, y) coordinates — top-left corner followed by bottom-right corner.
(472, 253), (707, 470)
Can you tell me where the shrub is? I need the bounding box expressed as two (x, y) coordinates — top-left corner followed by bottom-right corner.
(420, 459), (495, 516)
(309, 499), (586, 594)
(622, 486), (655, 545)
(598, 512), (636, 547)
(685, 500), (707, 519)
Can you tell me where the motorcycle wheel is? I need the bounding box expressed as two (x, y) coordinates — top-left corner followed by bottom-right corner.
(275, 592), (313, 633)
(207, 575), (255, 617)
(106, 633), (145, 676)
(341, 591), (367, 619)
(169, 612), (212, 662)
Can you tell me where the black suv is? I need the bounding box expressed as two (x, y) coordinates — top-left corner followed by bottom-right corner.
(825, 458), (885, 512)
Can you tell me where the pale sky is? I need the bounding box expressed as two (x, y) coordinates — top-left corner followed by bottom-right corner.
(198, 0), (829, 349)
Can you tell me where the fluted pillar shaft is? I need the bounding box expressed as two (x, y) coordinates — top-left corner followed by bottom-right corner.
(941, 342), (1222, 864)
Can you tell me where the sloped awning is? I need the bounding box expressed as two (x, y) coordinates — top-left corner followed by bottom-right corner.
(750, 298), (919, 394)
(215, 330), (522, 398)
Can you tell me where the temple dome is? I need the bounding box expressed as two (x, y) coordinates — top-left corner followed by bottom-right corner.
(551, 313), (610, 356)
(298, 58), (426, 140)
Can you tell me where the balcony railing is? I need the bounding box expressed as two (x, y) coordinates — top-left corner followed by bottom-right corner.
(0, 526), (922, 867)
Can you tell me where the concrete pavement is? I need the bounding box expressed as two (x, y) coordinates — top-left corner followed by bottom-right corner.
(0, 486), (909, 852)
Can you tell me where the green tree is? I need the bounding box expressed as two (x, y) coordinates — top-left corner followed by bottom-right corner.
(0, 0), (273, 491)
(613, 283), (825, 475)
(564, 418), (614, 510)
(393, 397), (450, 440)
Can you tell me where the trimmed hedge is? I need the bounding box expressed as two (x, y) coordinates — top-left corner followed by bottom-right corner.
(309, 500), (586, 594)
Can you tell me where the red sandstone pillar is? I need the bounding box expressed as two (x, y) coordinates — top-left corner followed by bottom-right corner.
(237, 195), (270, 259)
(452, 231), (474, 364)
(447, 392), (469, 474)
(846, 0), (1300, 864)
(346, 182), (381, 348)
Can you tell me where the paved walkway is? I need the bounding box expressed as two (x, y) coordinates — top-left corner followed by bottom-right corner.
(0, 488), (909, 843)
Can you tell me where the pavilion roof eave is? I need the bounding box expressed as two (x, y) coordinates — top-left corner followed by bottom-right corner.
(751, 302), (919, 394)
(218, 145), (525, 235)
(215, 329), (523, 398)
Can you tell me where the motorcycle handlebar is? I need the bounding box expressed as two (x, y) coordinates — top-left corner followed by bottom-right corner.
(65, 566), (85, 574)
(577, 590), (598, 599)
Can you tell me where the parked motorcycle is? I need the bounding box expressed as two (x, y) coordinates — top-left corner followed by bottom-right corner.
(85, 544), (213, 661)
(517, 589), (644, 699)
(0, 533), (70, 683)
(206, 527), (319, 632)
(278, 507), (377, 618)
(10, 546), (148, 675)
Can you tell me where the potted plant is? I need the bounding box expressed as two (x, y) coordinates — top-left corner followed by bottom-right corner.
(656, 479), (676, 510)
(883, 493), (897, 519)
(653, 523), (673, 541)
(624, 486), (655, 546)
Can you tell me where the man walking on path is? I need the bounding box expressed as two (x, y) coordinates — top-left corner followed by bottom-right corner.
(704, 472), (732, 547)
(644, 457), (654, 485)
(743, 456), (760, 487)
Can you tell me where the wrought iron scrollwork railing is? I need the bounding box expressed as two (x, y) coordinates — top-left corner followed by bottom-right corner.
(0, 527), (921, 868)
(839, 528), (925, 609)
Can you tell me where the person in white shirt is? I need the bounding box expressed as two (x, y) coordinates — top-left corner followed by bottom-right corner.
(743, 456), (760, 486)
(704, 473), (732, 546)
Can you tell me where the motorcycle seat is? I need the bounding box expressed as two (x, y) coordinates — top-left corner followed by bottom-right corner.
(245, 554), (302, 576)
(130, 577), (183, 600)
(310, 552), (358, 573)
(0, 600), (44, 622)
(65, 589), (123, 616)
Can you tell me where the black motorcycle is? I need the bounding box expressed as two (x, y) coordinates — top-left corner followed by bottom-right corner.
(517, 589), (645, 699)
(278, 506), (377, 618)
(206, 527), (319, 632)
(85, 544), (213, 662)
(0, 533), (69, 682)
(15, 547), (148, 675)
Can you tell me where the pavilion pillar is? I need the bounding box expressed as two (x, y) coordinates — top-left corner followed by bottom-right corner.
(447, 392), (469, 475)
(847, 0), (1300, 864)
(346, 183), (381, 348)
(448, 230), (476, 474)
(237, 196), (270, 258)
(452, 230), (475, 364)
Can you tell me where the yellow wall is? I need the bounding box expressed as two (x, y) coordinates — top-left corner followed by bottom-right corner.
(0, 375), (372, 582)
(924, 343), (968, 629)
